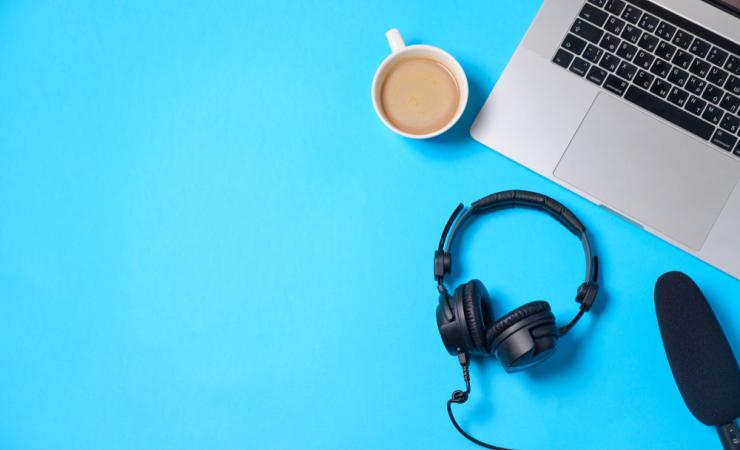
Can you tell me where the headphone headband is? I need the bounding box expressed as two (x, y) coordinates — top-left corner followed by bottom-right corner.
(434, 190), (599, 336)
(473, 190), (585, 233)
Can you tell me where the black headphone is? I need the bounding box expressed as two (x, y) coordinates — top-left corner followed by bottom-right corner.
(434, 190), (600, 450)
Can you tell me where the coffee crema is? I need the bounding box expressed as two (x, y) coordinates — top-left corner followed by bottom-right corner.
(380, 57), (460, 135)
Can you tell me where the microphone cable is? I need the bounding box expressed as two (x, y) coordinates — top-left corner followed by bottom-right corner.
(446, 352), (513, 450)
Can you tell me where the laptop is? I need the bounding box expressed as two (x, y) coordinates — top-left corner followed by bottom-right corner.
(471, 0), (740, 279)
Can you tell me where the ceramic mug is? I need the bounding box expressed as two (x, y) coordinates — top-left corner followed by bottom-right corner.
(371, 29), (469, 139)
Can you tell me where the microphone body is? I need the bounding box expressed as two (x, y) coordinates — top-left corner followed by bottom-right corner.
(654, 272), (740, 449)
(717, 422), (740, 450)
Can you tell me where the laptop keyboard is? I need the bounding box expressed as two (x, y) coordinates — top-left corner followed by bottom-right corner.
(552, 0), (740, 157)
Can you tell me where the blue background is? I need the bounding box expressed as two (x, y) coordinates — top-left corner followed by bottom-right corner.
(0, 1), (738, 449)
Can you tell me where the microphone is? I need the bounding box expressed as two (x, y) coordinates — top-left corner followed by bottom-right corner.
(654, 271), (740, 450)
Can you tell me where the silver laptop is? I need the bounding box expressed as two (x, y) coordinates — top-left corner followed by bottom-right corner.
(471, 0), (740, 279)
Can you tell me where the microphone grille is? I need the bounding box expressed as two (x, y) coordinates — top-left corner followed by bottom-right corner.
(654, 271), (740, 426)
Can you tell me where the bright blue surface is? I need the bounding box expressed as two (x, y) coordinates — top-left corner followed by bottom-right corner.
(0, 1), (738, 449)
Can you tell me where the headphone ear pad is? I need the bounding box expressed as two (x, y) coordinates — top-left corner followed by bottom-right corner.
(486, 301), (552, 343)
(461, 280), (493, 355)
(486, 301), (557, 372)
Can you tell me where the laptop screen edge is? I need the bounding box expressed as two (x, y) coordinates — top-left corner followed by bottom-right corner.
(702, 0), (740, 17)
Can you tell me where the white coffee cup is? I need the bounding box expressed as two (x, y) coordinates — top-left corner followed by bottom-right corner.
(371, 29), (469, 139)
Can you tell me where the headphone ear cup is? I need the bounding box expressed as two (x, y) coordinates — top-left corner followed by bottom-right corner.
(486, 301), (551, 342)
(461, 280), (492, 355)
(486, 301), (557, 372)
(436, 288), (472, 355)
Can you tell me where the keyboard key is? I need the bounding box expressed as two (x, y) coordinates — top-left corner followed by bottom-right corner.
(571, 19), (604, 44)
(720, 92), (740, 114)
(621, 25), (641, 44)
(599, 53), (621, 72)
(689, 58), (710, 77)
(634, 50), (655, 70)
(621, 5), (643, 24)
(671, 50), (693, 70)
(667, 86), (689, 108)
(655, 22), (676, 41)
(582, 44), (604, 64)
(702, 84), (723, 104)
(616, 41), (638, 61)
(702, 104), (723, 125)
(570, 57), (591, 77)
(689, 39), (711, 58)
(725, 55), (740, 76)
(616, 60), (638, 81)
(736, 141), (740, 156)
(604, 15), (626, 35)
(604, 74), (628, 96)
(637, 33), (658, 52)
(624, 86), (714, 140)
(720, 113), (740, 134)
(650, 58), (671, 78)
(562, 33), (588, 55)
(667, 67), (689, 87)
(637, 13), (659, 32)
(726, 76), (740, 96)
(587, 0), (607, 6)
(605, 0), (626, 15)
(656, 41), (677, 61)
(706, 66), (729, 87)
(599, 33), (621, 53)
(711, 129), (738, 152)
(587, 66), (608, 85)
(553, 49), (574, 69)
(650, 78), (670, 98)
(686, 76), (707, 95)
(635, 70), (655, 89)
(707, 47), (729, 67)
(672, 30), (693, 50)
(686, 95), (707, 116)
(580, 3), (609, 27)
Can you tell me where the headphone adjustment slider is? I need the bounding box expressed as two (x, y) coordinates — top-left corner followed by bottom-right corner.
(576, 282), (598, 311)
(434, 250), (452, 279)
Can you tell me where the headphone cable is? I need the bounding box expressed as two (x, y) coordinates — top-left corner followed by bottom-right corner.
(446, 352), (514, 450)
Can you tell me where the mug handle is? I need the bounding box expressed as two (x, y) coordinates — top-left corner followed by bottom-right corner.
(386, 28), (405, 53)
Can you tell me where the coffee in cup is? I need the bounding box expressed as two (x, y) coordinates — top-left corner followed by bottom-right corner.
(372, 29), (469, 139)
(380, 57), (461, 136)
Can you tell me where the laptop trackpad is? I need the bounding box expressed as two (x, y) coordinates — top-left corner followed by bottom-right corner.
(554, 93), (740, 250)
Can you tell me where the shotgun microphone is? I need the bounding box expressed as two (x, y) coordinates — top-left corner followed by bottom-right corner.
(654, 271), (740, 450)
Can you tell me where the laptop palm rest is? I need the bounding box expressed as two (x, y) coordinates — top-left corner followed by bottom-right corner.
(554, 93), (740, 250)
